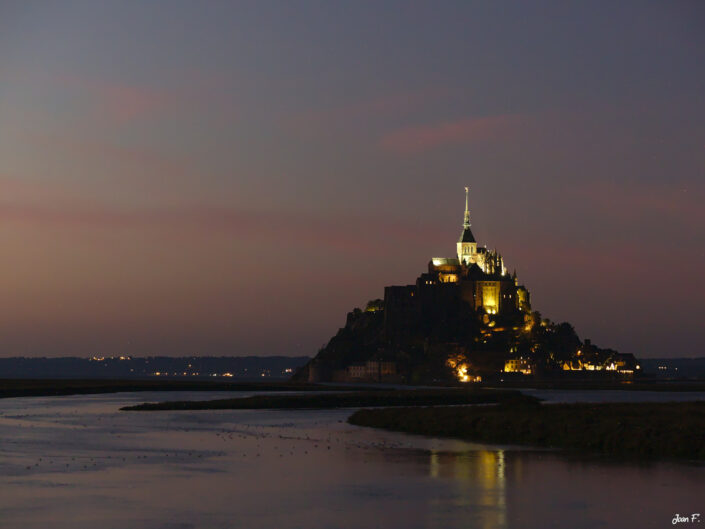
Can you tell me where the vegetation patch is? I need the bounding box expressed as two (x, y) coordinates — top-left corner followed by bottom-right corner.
(348, 401), (705, 460)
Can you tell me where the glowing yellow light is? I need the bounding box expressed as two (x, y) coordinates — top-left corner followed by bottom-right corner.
(457, 364), (470, 382)
(446, 354), (474, 383)
(504, 358), (533, 375)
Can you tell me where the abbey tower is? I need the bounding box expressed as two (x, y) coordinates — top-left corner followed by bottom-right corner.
(456, 187), (479, 266)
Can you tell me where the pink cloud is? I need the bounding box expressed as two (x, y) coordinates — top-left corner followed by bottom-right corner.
(96, 83), (172, 124)
(301, 90), (435, 124)
(0, 193), (443, 257)
(379, 114), (522, 154)
(522, 241), (641, 276)
(26, 132), (199, 197)
(37, 133), (188, 175)
(0, 177), (67, 202)
(15, 67), (241, 126)
(42, 71), (177, 125)
(286, 87), (446, 135)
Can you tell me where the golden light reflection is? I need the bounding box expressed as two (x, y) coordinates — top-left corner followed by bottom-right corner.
(427, 450), (507, 529)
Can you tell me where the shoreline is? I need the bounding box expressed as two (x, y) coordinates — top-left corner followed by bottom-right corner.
(3, 377), (705, 401)
(482, 380), (705, 392)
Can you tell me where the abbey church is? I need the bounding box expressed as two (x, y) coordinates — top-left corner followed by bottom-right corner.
(384, 188), (531, 338)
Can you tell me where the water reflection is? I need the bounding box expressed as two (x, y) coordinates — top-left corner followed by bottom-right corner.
(428, 450), (507, 529)
(1, 391), (703, 529)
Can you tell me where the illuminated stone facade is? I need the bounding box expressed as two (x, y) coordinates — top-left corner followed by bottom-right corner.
(504, 357), (534, 374)
(383, 188), (532, 337)
(426, 189), (528, 316)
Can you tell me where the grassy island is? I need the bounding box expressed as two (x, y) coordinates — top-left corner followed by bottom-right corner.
(348, 401), (705, 460)
(120, 388), (532, 411)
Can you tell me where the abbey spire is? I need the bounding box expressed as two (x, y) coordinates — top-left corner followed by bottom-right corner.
(463, 186), (471, 229)
(457, 187), (477, 264)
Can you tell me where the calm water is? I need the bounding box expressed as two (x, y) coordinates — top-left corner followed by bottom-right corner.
(1, 390), (703, 529)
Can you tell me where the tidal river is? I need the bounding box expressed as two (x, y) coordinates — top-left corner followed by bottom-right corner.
(1, 390), (703, 529)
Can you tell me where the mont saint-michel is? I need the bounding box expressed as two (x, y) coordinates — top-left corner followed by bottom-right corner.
(297, 188), (641, 384)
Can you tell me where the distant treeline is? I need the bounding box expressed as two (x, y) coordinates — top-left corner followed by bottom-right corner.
(0, 356), (310, 379)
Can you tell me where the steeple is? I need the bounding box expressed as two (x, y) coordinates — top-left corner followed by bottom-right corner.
(458, 187), (476, 244)
(463, 186), (471, 229)
(457, 186), (477, 264)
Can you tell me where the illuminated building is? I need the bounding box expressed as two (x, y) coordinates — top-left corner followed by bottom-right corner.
(301, 187), (640, 384)
(561, 351), (641, 374)
(385, 188), (532, 328)
(504, 357), (534, 375)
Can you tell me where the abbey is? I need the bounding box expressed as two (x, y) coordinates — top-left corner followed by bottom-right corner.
(384, 188), (531, 338)
(296, 187), (639, 384)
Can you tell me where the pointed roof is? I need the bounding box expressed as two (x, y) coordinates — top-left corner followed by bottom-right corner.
(459, 227), (476, 243)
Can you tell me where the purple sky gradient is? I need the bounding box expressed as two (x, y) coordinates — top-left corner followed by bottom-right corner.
(0, 1), (703, 358)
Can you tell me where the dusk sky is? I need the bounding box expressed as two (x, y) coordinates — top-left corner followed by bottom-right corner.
(0, 1), (703, 359)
